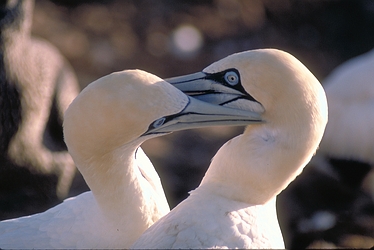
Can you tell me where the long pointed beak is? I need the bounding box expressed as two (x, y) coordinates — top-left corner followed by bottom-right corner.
(143, 96), (262, 136)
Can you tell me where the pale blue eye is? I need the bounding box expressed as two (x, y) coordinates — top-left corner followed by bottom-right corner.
(224, 71), (239, 86)
(153, 117), (166, 128)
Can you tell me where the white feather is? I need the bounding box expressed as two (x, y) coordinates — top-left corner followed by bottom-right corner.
(132, 49), (328, 249)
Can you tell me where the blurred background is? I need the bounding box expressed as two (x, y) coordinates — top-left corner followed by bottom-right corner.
(1, 0), (374, 248)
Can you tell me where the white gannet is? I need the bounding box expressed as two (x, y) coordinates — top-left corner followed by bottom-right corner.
(132, 49), (328, 249)
(318, 50), (374, 208)
(0, 69), (260, 249)
(319, 48), (374, 164)
(277, 49), (374, 249)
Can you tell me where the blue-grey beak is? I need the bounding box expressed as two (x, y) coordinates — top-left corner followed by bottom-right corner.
(143, 95), (262, 136)
(143, 70), (264, 136)
(165, 69), (259, 106)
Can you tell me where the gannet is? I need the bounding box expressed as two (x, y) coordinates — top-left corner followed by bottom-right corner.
(132, 49), (328, 249)
(318, 49), (374, 204)
(312, 49), (374, 192)
(277, 49), (374, 249)
(0, 69), (261, 249)
(319, 48), (374, 164)
(0, 0), (79, 219)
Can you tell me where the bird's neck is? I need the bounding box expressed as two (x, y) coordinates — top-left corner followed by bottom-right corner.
(75, 139), (168, 236)
(200, 123), (318, 205)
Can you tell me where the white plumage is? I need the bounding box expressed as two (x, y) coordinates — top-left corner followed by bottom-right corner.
(277, 49), (374, 248)
(319, 49), (374, 163)
(132, 49), (328, 249)
(0, 69), (258, 248)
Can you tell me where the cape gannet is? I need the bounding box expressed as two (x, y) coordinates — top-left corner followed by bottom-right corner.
(132, 49), (328, 249)
(0, 69), (260, 249)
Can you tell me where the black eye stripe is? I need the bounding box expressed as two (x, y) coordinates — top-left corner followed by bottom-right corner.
(204, 69), (258, 103)
(205, 69), (246, 93)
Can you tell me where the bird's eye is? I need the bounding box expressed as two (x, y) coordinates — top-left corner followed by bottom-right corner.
(224, 71), (239, 86)
(153, 117), (166, 128)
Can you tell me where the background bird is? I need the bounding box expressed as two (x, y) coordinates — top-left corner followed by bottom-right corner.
(0, 0), (80, 220)
(277, 48), (374, 249)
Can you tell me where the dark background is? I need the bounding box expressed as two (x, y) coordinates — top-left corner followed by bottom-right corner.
(8, 0), (374, 248)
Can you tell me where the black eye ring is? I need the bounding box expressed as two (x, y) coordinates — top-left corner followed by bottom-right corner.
(224, 71), (239, 86)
